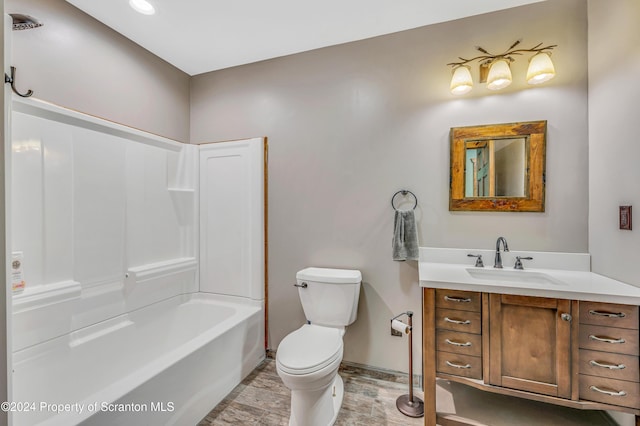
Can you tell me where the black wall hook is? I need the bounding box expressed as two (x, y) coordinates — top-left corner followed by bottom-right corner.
(4, 66), (33, 98)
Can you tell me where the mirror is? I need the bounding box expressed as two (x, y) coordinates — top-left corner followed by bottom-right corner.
(450, 121), (546, 212)
(464, 138), (527, 198)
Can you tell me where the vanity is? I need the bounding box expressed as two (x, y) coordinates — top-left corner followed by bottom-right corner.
(420, 247), (640, 426)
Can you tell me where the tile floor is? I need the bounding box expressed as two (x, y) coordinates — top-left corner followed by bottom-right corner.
(198, 359), (424, 425)
(199, 359), (617, 426)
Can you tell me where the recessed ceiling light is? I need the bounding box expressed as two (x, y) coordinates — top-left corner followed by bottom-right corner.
(129, 0), (155, 15)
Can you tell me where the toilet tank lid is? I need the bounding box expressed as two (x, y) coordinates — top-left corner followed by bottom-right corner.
(296, 267), (362, 284)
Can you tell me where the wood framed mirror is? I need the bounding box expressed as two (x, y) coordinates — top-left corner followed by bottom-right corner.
(449, 120), (546, 212)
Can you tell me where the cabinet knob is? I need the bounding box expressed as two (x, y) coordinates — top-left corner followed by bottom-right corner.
(561, 313), (572, 322)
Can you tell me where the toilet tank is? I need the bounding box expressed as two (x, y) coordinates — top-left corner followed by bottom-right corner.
(296, 267), (362, 327)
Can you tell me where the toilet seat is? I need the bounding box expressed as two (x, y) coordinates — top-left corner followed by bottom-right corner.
(277, 324), (343, 375)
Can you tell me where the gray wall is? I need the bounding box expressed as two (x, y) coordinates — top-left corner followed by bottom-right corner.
(588, 3), (640, 422)
(6, 0), (190, 142)
(588, 0), (640, 286)
(191, 0), (589, 371)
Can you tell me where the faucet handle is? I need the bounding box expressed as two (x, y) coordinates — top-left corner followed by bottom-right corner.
(467, 254), (484, 268)
(514, 256), (533, 270)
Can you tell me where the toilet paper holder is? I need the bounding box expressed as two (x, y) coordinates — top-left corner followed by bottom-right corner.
(390, 312), (411, 336)
(390, 311), (424, 418)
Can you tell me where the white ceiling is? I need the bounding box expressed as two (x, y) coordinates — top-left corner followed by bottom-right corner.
(65, 0), (544, 76)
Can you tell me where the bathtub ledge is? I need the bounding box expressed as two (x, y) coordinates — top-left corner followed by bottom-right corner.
(126, 257), (197, 284)
(69, 316), (134, 348)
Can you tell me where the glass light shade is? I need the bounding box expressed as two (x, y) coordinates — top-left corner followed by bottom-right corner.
(526, 52), (556, 84)
(450, 66), (473, 95)
(486, 59), (512, 90)
(129, 0), (156, 15)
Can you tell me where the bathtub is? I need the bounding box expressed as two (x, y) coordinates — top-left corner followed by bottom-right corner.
(12, 293), (265, 426)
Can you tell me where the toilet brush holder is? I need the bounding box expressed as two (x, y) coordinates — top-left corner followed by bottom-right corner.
(391, 311), (424, 418)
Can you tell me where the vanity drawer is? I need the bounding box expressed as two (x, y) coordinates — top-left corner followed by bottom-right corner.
(437, 352), (482, 380)
(436, 330), (482, 357)
(579, 375), (640, 409)
(436, 308), (482, 334)
(580, 302), (639, 330)
(579, 325), (639, 356)
(435, 289), (481, 312)
(579, 349), (639, 382)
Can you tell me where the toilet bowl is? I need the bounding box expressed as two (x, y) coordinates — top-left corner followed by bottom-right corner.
(277, 325), (344, 426)
(276, 267), (361, 426)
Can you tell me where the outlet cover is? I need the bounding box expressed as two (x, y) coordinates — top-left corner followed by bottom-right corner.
(620, 206), (632, 230)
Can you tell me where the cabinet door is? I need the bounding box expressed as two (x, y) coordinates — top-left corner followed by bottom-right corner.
(489, 294), (572, 398)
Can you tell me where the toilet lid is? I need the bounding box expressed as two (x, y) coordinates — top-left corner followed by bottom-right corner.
(277, 325), (343, 375)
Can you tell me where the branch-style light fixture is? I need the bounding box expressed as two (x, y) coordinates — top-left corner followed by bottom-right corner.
(447, 40), (557, 95)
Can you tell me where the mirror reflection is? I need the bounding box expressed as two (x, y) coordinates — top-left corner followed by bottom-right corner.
(464, 138), (528, 198)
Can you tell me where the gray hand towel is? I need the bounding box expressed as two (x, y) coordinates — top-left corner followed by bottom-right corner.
(392, 209), (419, 261)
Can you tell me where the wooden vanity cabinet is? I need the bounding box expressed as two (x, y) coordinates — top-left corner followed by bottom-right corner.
(434, 289), (483, 379)
(577, 301), (640, 409)
(488, 294), (573, 398)
(422, 288), (640, 426)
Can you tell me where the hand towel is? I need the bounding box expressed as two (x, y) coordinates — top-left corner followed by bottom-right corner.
(392, 209), (419, 261)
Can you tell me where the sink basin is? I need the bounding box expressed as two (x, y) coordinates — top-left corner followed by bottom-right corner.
(466, 268), (566, 286)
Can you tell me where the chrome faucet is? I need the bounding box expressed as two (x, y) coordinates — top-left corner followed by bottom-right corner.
(494, 237), (509, 268)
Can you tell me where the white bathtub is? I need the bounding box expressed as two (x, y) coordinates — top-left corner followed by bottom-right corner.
(12, 293), (265, 426)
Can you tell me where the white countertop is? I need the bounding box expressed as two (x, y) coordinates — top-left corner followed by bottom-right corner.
(419, 247), (640, 305)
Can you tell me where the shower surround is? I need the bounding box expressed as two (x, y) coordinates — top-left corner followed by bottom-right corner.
(10, 98), (265, 425)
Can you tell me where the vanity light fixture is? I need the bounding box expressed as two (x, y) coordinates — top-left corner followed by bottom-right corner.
(450, 65), (473, 95)
(447, 40), (557, 95)
(526, 52), (556, 84)
(486, 58), (512, 90)
(129, 0), (156, 15)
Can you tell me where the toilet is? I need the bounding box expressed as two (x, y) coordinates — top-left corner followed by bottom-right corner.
(276, 267), (362, 426)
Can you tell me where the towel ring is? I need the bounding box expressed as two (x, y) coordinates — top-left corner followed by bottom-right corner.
(391, 190), (418, 211)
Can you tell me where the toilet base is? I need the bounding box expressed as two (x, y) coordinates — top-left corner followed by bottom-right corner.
(329, 374), (344, 425)
(288, 374), (344, 426)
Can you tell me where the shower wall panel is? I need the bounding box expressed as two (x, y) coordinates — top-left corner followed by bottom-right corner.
(11, 99), (198, 351)
(199, 139), (265, 301)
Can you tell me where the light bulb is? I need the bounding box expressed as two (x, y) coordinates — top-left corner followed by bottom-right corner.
(129, 0), (156, 15)
(450, 66), (473, 95)
(526, 52), (556, 85)
(486, 59), (512, 90)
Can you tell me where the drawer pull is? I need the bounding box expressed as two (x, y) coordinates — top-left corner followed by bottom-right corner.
(589, 335), (626, 344)
(444, 296), (472, 303)
(445, 338), (472, 347)
(589, 360), (626, 370)
(445, 360), (471, 369)
(589, 310), (626, 319)
(444, 317), (471, 325)
(589, 385), (627, 397)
